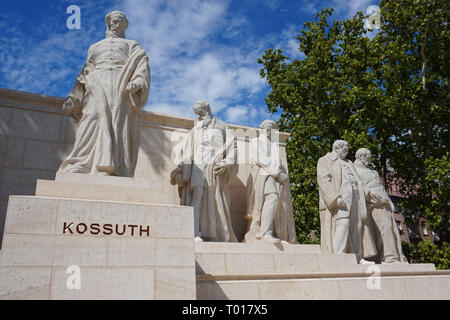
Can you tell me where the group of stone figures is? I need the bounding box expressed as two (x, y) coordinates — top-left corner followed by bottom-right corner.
(169, 104), (297, 245)
(318, 141), (407, 264)
(58, 10), (406, 264)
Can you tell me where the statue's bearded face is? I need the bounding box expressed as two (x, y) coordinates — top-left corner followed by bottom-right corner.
(193, 103), (211, 121)
(109, 16), (127, 35)
(363, 152), (372, 166)
(336, 144), (349, 160)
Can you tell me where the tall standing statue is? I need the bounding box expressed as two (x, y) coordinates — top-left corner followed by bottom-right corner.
(59, 10), (150, 177)
(170, 101), (237, 242)
(317, 140), (376, 263)
(354, 148), (408, 264)
(245, 120), (297, 244)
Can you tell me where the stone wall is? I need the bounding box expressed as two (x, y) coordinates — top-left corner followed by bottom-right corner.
(0, 88), (289, 246)
(0, 89), (75, 247)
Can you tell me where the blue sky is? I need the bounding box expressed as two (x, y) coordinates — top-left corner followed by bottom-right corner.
(0, 0), (379, 127)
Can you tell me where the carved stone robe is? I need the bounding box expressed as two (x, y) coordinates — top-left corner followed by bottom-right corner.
(171, 117), (237, 242)
(245, 134), (297, 243)
(59, 35), (150, 177)
(354, 161), (408, 263)
(317, 152), (377, 259)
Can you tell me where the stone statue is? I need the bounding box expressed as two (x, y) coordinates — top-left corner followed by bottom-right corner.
(244, 120), (297, 244)
(59, 10), (150, 177)
(354, 148), (408, 264)
(317, 140), (376, 263)
(170, 101), (237, 242)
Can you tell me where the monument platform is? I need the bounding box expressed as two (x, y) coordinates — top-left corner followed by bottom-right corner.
(195, 242), (450, 300)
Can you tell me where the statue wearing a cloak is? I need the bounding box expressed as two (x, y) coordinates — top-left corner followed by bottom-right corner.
(59, 10), (150, 177)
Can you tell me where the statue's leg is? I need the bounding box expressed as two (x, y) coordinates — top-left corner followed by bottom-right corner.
(334, 183), (352, 255)
(333, 215), (349, 254)
(348, 188), (362, 261)
(260, 192), (278, 240)
(372, 208), (400, 263)
(191, 186), (204, 240)
(320, 210), (333, 253)
(259, 177), (280, 243)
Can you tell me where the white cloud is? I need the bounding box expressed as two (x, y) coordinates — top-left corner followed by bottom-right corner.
(224, 103), (279, 126)
(331, 0), (375, 18)
(122, 0), (268, 124)
(0, 1), (115, 95)
(225, 105), (248, 123)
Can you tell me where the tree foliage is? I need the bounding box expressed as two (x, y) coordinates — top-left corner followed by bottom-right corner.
(403, 240), (450, 270)
(258, 0), (449, 247)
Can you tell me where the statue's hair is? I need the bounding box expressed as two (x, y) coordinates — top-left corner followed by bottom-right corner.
(355, 148), (371, 160)
(105, 10), (129, 29)
(260, 119), (277, 129)
(332, 140), (349, 152)
(193, 100), (211, 115)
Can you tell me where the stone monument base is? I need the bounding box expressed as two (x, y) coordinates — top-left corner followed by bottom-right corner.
(195, 242), (450, 299)
(0, 195), (195, 299)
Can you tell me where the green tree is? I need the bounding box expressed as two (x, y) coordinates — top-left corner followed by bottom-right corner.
(258, 0), (449, 249)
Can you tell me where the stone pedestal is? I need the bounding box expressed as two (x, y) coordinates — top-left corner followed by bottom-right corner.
(35, 172), (180, 205)
(0, 194), (196, 299)
(195, 242), (450, 300)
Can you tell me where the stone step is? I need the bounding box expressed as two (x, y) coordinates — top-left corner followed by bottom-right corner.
(35, 178), (180, 205)
(195, 242), (436, 278)
(197, 271), (450, 299)
(196, 242), (444, 300)
(195, 241), (322, 254)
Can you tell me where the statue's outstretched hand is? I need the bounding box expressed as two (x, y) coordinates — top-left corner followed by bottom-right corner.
(127, 80), (144, 93)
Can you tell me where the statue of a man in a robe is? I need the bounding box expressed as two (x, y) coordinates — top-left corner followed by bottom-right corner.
(170, 101), (237, 242)
(59, 10), (150, 177)
(245, 120), (297, 244)
(354, 148), (408, 264)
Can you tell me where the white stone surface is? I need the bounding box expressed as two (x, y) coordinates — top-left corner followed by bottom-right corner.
(0, 267), (52, 300)
(0, 195), (195, 300)
(195, 241), (449, 300)
(154, 267), (196, 300)
(195, 241), (322, 254)
(4, 196), (58, 235)
(50, 267), (155, 300)
(197, 273), (450, 300)
(36, 179), (180, 205)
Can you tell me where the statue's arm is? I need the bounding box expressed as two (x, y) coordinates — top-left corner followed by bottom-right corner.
(367, 171), (396, 210)
(317, 157), (341, 211)
(62, 83), (84, 120)
(62, 45), (95, 120)
(214, 125), (236, 176)
(127, 41), (151, 106)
